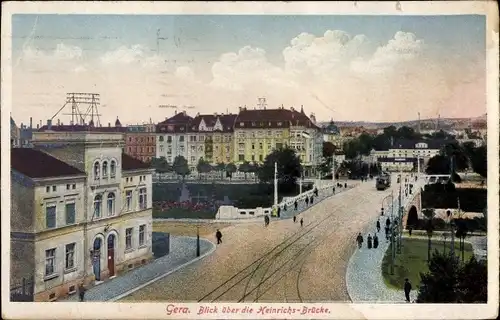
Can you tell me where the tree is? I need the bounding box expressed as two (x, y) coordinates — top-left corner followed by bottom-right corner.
(150, 157), (171, 173)
(238, 161), (251, 179)
(454, 219), (469, 263)
(383, 125), (398, 137)
(422, 208), (436, 263)
(215, 162), (226, 179)
(426, 155), (450, 175)
(258, 147), (302, 192)
(196, 158), (212, 179)
(417, 251), (487, 303)
(470, 145), (487, 178)
(225, 163), (237, 179)
(172, 156), (190, 180)
(397, 126), (418, 140)
(440, 142), (469, 172)
(322, 141), (336, 158)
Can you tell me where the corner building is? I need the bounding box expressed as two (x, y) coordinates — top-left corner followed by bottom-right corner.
(10, 124), (153, 301)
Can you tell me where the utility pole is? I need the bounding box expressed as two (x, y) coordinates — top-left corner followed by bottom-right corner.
(331, 155), (336, 184)
(397, 179), (402, 254)
(196, 225), (200, 257)
(390, 194), (396, 275)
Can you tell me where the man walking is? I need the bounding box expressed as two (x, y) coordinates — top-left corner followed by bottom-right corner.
(373, 234), (379, 248)
(293, 215), (297, 223)
(356, 233), (363, 249)
(215, 229), (222, 244)
(78, 282), (86, 302)
(294, 200), (298, 210)
(385, 225), (390, 241)
(300, 218), (304, 227)
(376, 219), (381, 233)
(404, 278), (412, 302)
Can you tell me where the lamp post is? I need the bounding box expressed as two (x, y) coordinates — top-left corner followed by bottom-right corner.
(331, 155), (336, 184)
(390, 193), (396, 275)
(273, 161), (278, 209)
(196, 225), (200, 257)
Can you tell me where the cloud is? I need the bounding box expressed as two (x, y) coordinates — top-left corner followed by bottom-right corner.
(11, 29), (486, 125)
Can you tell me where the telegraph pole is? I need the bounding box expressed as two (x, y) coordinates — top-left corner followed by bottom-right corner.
(331, 155), (336, 184)
(274, 162), (278, 208)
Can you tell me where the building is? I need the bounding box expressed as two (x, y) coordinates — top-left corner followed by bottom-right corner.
(187, 113), (237, 167)
(11, 123), (154, 302)
(322, 119), (354, 149)
(378, 157), (417, 172)
(233, 105), (322, 176)
(125, 121), (157, 163)
(387, 139), (443, 159)
(156, 111), (193, 164)
(11, 116), (20, 147)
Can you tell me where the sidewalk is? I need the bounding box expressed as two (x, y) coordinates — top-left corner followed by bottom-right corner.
(346, 226), (487, 303)
(60, 236), (216, 302)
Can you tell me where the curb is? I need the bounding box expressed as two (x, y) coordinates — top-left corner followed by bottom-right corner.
(108, 236), (217, 301)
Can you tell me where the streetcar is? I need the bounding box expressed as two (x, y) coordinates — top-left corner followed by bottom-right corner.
(376, 174), (391, 190)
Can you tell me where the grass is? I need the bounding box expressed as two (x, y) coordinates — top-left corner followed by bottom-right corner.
(153, 207), (216, 219)
(153, 220), (231, 238)
(382, 238), (474, 290)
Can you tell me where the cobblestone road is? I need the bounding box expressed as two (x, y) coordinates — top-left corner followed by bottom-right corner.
(122, 179), (396, 302)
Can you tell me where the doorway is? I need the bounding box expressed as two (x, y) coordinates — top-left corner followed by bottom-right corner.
(107, 234), (116, 277)
(93, 238), (102, 281)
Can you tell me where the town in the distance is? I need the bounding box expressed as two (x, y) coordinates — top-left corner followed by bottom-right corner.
(9, 95), (487, 304)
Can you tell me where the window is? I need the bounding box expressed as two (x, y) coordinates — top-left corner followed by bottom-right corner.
(252, 144), (255, 150)
(167, 136), (172, 143)
(238, 143), (244, 149)
(179, 136), (185, 142)
(93, 194), (102, 218)
(46, 186), (50, 192)
(94, 161), (100, 180)
(107, 193), (115, 216)
(259, 143), (263, 149)
(139, 188), (147, 210)
(126, 190), (132, 211)
(46, 204), (56, 229)
(52, 185), (56, 192)
(45, 249), (56, 276)
(191, 156), (196, 162)
(159, 136), (164, 142)
(259, 155), (263, 161)
(102, 161), (108, 178)
(139, 225), (146, 246)
(72, 184), (76, 190)
(125, 228), (133, 250)
(239, 154), (245, 161)
(191, 146), (196, 152)
(66, 184), (70, 190)
(65, 243), (75, 270)
(110, 160), (116, 177)
(65, 202), (76, 224)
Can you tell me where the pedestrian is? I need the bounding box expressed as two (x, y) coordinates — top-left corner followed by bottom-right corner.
(344, 182), (347, 188)
(294, 200), (298, 210)
(367, 234), (373, 249)
(215, 229), (222, 244)
(404, 278), (412, 302)
(293, 215), (297, 223)
(264, 215), (269, 227)
(305, 197), (309, 206)
(300, 218), (304, 227)
(283, 204), (287, 212)
(386, 217), (391, 228)
(314, 188), (318, 197)
(310, 196), (314, 204)
(356, 233), (363, 249)
(385, 226), (390, 241)
(78, 282), (86, 302)
(373, 234), (379, 248)
(332, 186), (336, 194)
(408, 226), (412, 236)
(376, 219), (381, 233)
(277, 206), (281, 217)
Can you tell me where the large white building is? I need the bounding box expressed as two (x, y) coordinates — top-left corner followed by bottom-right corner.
(10, 126), (153, 302)
(156, 111), (192, 164)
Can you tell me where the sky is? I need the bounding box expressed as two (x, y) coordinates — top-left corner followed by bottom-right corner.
(11, 14), (487, 126)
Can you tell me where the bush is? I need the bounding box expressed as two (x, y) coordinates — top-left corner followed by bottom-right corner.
(421, 188), (486, 212)
(409, 217), (486, 232)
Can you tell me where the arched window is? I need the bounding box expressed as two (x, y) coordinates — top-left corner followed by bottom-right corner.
(110, 160), (116, 178)
(94, 161), (100, 180)
(107, 192), (115, 216)
(102, 161), (108, 178)
(93, 194), (102, 218)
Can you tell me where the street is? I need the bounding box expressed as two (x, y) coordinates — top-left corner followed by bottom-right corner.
(123, 179), (400, 302)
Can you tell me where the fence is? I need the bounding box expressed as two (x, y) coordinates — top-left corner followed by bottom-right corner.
(10, 276), (34, 302)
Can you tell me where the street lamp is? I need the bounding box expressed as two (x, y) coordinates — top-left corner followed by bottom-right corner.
(196, 225), (200, 257)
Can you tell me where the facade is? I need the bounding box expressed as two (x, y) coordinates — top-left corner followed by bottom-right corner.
(11, 116), (20, 147)
(156, 111), (193, 164)
(233, 106), (322, 176)
(125, 121), (157, 163)
(378, 157), (417, 172)
(387, 139), (443, 159)
(322, 120), (354, 149)
(187, 113), (237, 167)
(10, 124), (153, 302)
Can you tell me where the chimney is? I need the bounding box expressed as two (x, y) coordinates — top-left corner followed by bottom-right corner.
(47, 119), (52, 130)
(57, 119), (61, 126)
(174, 110), (177, 115)
(36, 124), (39, 129)
(239, 107), (242, 112)
(30, 117), (33, 128)
(183, 111), (187, 116)
(108, 122), (111, 127)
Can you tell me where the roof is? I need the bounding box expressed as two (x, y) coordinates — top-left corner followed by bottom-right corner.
(323, 120), (340, 135)
(234, 107), (319, 130)
(38, 125), (127, 133)
(189, 114), (237, 133)
(10, 117), (17, 128)
(378, 157), (417, 163)
(391, 139), (448, 150)
(121, 153), (151, 171)
(11, 148), (85, 179)
(156, 112), (193, 134)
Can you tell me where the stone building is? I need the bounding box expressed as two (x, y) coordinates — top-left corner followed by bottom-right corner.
(156, 111), (193, 164)
(10, 123), (153, 302)
(124, 121), (156, 163)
